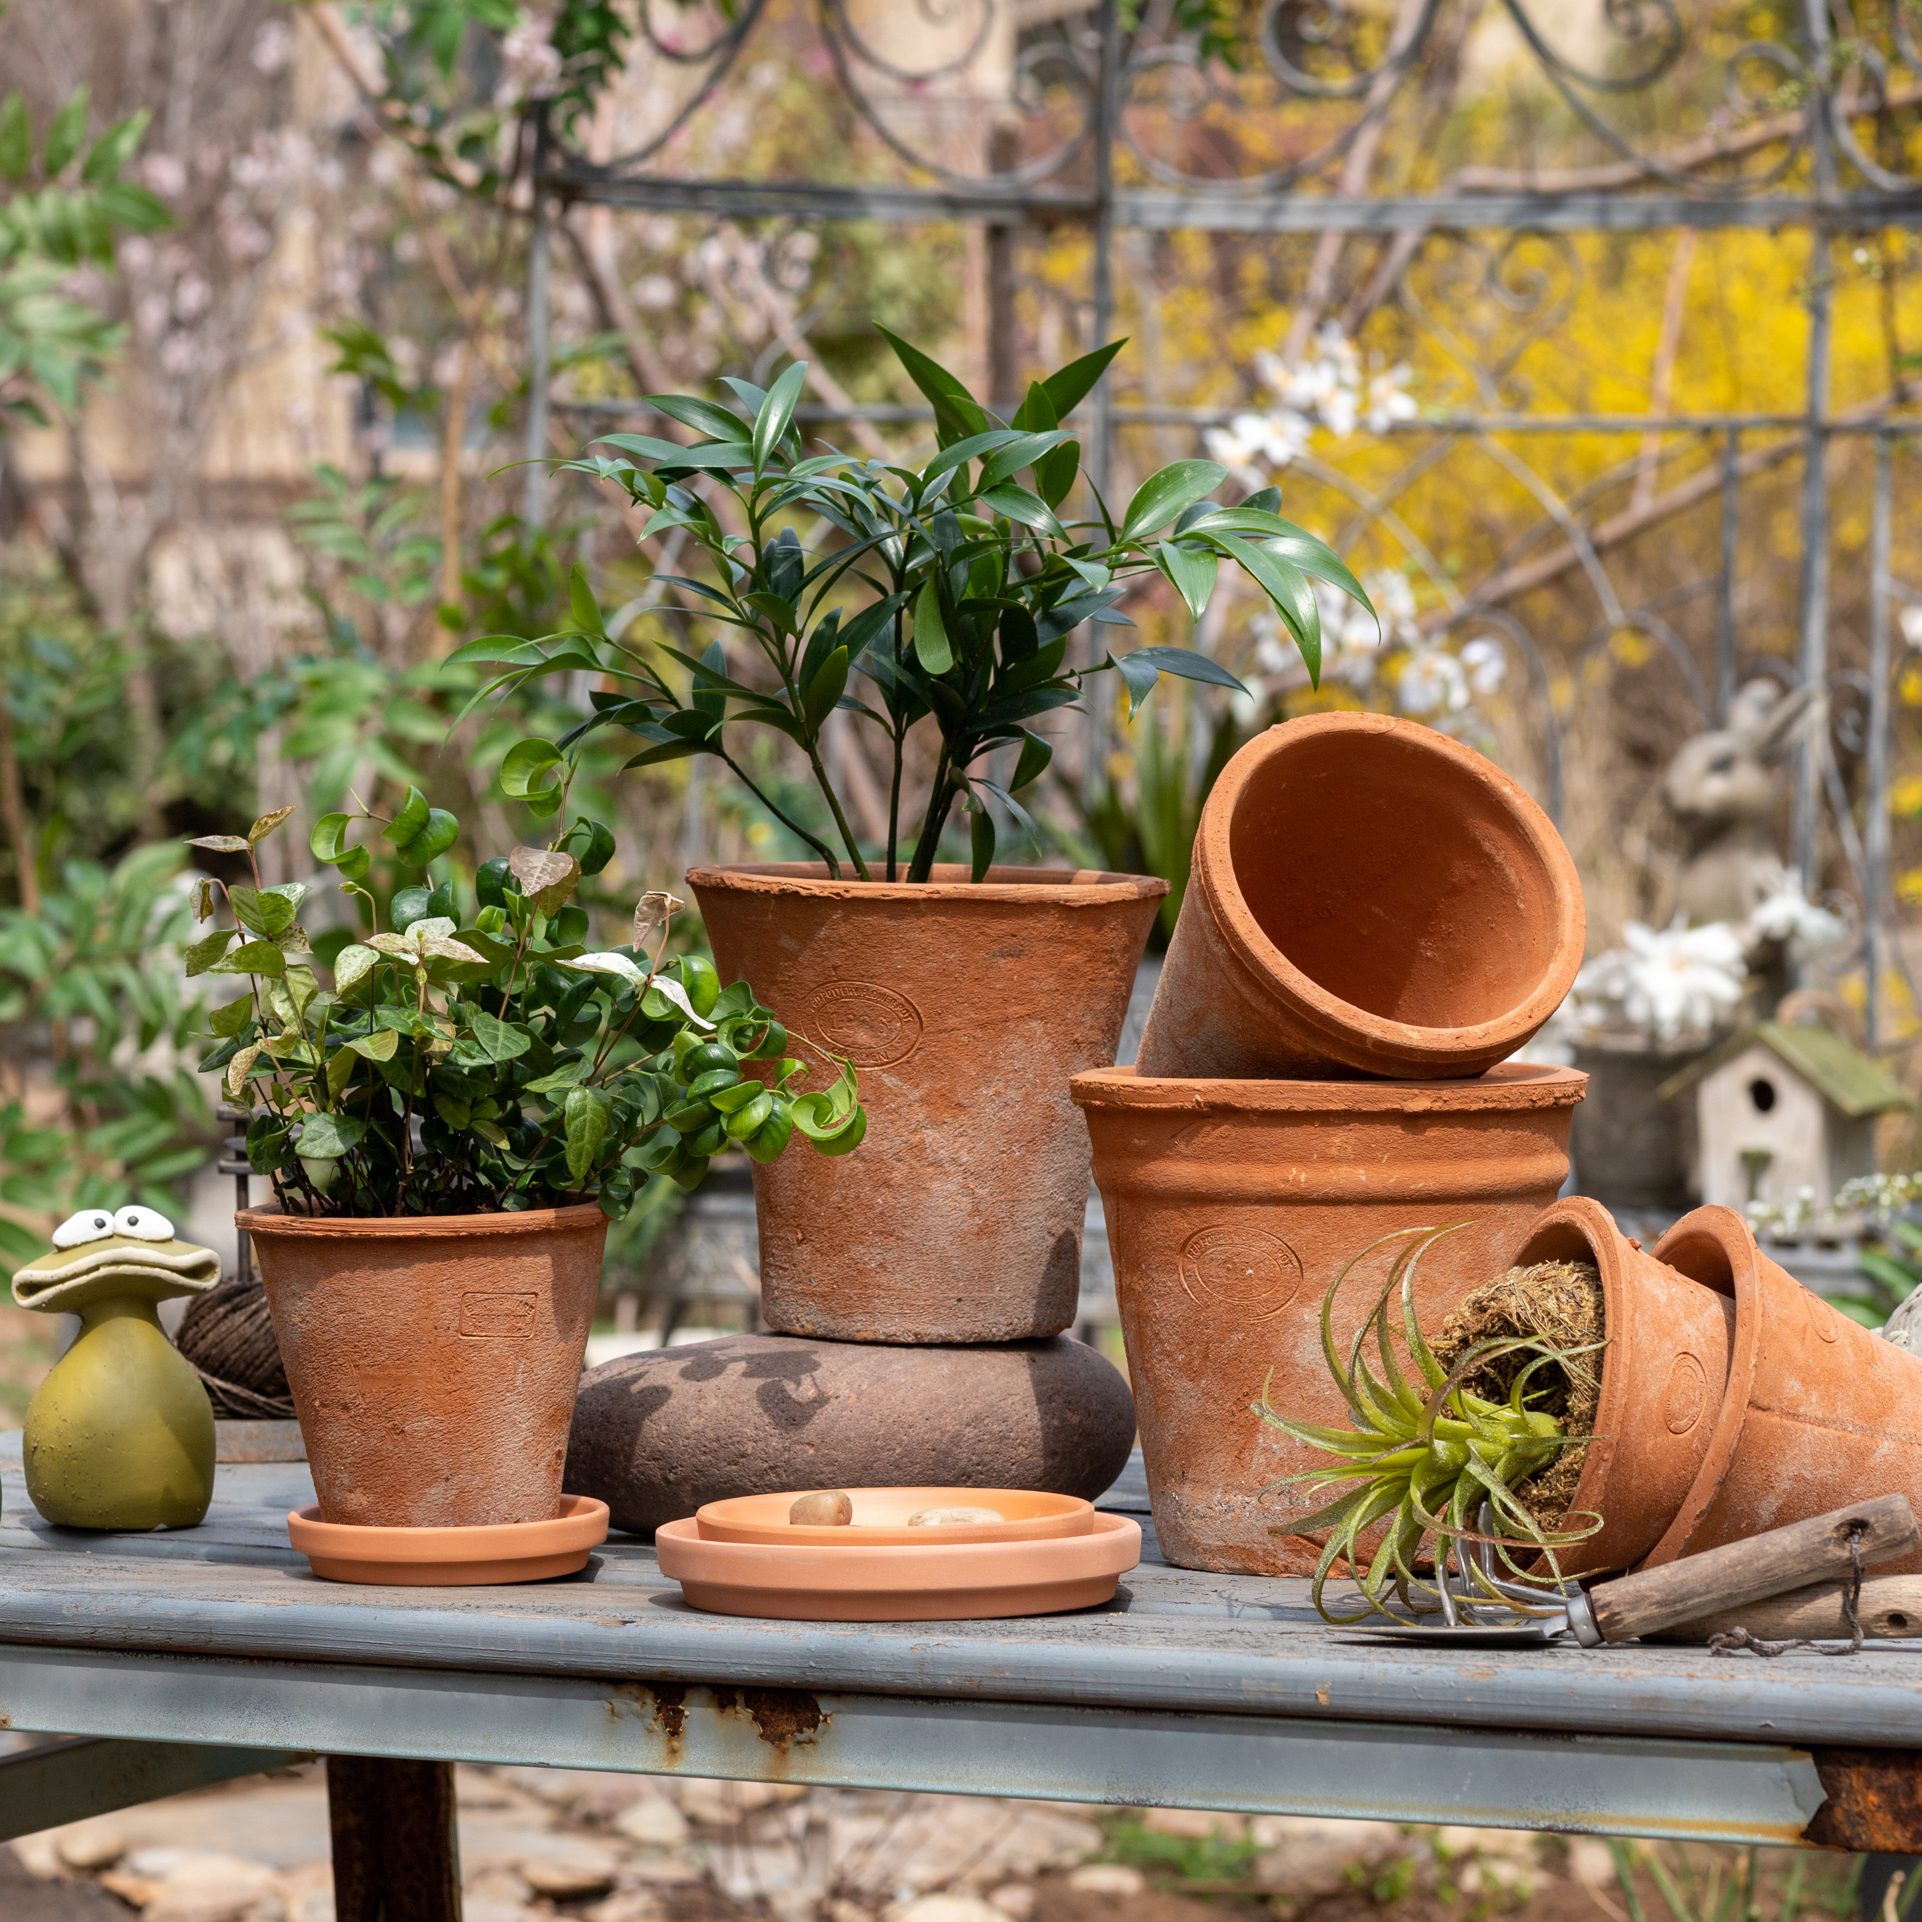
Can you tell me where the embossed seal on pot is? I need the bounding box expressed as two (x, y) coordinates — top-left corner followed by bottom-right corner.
(1178, 1227), (1302, 1316)
(797, 979), (924, 1068)
(1664, 1352), (1709, 1435)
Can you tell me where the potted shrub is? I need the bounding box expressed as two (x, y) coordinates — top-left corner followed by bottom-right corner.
(462, 332), (1373, 1342)
(184, 792), (864, 1566)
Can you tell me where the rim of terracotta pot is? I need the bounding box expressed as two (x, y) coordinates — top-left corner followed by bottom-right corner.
(1193, 714), (1585, 1063)
(1071, 1060), (1587, 1113)
(1638, 1204), (1760, 1568)
(688, 861), (1168, 908)
(236, 1201), (608, 1238)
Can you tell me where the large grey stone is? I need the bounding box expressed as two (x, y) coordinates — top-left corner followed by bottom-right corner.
(564, 1333), (1136, 1533)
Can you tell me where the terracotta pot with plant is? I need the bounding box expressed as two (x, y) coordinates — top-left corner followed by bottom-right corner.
(1256, 1197), (1742, 1616)
(1071, 1061), (1586, 1572)
(186, 788), (865, 1580)
(463, 333), (1374, 1342)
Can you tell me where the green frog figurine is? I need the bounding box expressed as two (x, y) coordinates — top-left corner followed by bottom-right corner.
(13, 1206), (221, 1528)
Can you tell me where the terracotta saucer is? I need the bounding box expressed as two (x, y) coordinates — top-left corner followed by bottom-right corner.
(696, 1486), (1095, 1547)
(657, 1509), (1141, 1620)
(287, 1495), (609, 1585)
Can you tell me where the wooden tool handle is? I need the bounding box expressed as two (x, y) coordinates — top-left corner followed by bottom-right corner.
(1587, 1494), (1920, 1644)
(1647, 1575), (1922, 1644)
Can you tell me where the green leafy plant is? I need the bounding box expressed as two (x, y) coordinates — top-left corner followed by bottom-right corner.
(0, 84), (170, 430)
(457, 332), (1372, 883)
(186, 788), (864, 1220)
(1255, 1226), (1600, 1623)
(0, 844), (213, 1270)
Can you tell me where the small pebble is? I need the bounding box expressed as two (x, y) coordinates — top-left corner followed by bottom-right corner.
(789, 1490), (853, 1526)
(907, 1506), (1005, 1526)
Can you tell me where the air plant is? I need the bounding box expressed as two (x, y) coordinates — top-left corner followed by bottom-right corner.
(1254, 1225), (1602, 1624)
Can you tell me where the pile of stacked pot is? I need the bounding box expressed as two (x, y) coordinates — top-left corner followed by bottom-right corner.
(1072, 713), (1922, 1579)
(563, 859), (1152, 1529)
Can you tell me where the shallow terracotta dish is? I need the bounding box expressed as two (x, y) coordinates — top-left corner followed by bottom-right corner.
(657, 1510), (1141, 1620)
(695, 1486), (1095, 1547)
(287, 1494), (609, 1585)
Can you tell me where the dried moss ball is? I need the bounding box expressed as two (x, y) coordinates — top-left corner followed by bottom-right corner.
(789, 1490), (853, 1526)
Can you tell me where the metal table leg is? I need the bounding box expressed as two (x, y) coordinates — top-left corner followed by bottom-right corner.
(326, 1755), (462, 1922)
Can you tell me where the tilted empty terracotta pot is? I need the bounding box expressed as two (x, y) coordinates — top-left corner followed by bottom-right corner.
(1645, 1205), (1922, 1576)
(1071, 1061), (1584, 1573)
(1503, 1198), (1736, 1578)
(240, 1203), (607, 1528)
(1136, 714), (1585, 1080)
(690, 862), (1164, 1344)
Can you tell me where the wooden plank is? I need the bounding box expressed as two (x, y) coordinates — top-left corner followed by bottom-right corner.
(327, 1755), (462, 1922)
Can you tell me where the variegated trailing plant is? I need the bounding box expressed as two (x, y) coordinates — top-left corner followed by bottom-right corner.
(1256, 1226), (1602, 1624)
(182, 789), (864, 1219)
(451, 331), (1374, 882)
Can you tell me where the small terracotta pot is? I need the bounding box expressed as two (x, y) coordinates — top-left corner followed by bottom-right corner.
(1136, 714), (1585, 1081)
(689, 862), (1165, 1344)
(1504, 1198), (1736, 1577)
(1645, 1206), (1922, 1576)
(1071, 1061), (1585, 1574)
(240, 1204), (607, 1529)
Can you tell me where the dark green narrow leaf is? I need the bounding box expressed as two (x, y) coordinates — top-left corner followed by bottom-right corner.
(753, 361), (808, 472)
(1120, 461), (1229, 543)
(970, 806), (996, 882)
(1154, 540), (1220, 622)
(1039, 338), (1126, 419)
(912, 578), (953, 675)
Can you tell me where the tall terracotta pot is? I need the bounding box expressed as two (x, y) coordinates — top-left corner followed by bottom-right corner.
(1504, 1199), (1736, 1577)
(239, 1204), (607, 1528)
(689, 862), (1165, 1344)
(1070, 1061), (1585, 1573)
(1645, 1205), (1922, 1576)
(1136, 714), (1585, 1081)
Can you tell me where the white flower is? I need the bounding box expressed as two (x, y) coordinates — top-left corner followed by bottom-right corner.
(1398, 648), (1469, 715)
(1365, 364), (1418, 433)
(1574, 919), (1747, 1046)
(1460, 635), (1507, 695)
(1745, 874), (1849, 963)
(1901, 603), (1922, 651)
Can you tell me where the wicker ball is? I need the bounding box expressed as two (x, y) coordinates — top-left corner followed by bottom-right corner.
(175, 1275), (294, 1420)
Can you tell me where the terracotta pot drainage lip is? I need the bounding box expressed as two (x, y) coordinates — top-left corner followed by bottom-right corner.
(287, 1494), (609, 1585)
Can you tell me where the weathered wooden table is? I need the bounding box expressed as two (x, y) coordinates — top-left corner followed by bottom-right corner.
(1, 1436), (1919, 1921)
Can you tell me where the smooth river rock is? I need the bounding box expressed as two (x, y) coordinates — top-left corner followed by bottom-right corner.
(564, 1332), (1136, 1533)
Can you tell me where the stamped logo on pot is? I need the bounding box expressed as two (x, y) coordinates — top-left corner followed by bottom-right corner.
(459, 1292), (537, 1339)
(1663, 1352), (1710, 1435)
(1178, 1227), (1303, 1318)
(798, 980), (923, 1068)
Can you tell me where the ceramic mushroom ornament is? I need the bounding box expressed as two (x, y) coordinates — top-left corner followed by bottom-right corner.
(12, 1206), (221, 1528)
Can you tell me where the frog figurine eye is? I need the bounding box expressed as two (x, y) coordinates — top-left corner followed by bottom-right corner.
(51, 1211), (116, 1250)
(113, 1207), (176, 1242)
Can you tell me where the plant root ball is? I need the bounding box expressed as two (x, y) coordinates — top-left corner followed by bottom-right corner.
(1430, 1258), (1604, 1532)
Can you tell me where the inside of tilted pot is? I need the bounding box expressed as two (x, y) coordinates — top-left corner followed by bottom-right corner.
(1226, 730), (1564, 1029)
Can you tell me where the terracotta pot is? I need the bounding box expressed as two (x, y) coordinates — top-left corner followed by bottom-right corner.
(1645, 1205), (1922, 1576)
(1136, 714), (1585, 1081)
(240, 1204), (607, 1529)
(1504, 1198), (1736, 1577)
(688, 862), (1165, 1343)
(1070, 1061), (1585, 1574)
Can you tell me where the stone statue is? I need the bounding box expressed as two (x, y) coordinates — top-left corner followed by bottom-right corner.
(1662, 679), (1822, 929)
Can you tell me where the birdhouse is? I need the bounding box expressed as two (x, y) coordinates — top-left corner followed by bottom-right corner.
(1659, 1022), (1910, 1213)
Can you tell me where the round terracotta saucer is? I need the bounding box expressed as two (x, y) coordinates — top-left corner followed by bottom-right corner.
(696, 1486), (1094, 1548)
(287, 1495), (609, 1585)
(657, 1509), (1141, 1620)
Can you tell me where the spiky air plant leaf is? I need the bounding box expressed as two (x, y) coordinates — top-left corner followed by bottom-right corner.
(1253, 1225), (1603, 1625)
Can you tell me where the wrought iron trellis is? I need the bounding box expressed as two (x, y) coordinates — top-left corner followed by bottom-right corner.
(518, 0), (1922, 1043)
